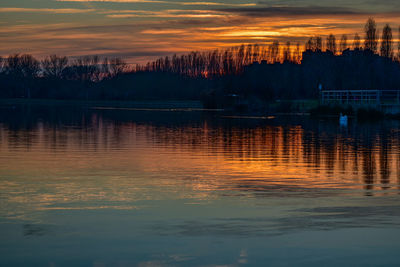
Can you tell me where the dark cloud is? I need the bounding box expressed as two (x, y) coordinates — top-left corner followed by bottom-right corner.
(364, 0), (400, 7)
(218, 5), (368, 18)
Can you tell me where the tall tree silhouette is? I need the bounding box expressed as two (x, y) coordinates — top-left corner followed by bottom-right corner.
(315, 36), (323, 51)
(270, 41), (280, 63)
(6, 54), (39, 98)
(364, 18), (378, 53)
(380, 24), (393, 58)
(109, 58), (128, 77)
(306, 36), (322, 52)
(72, 56), (101, 82)
(326, 34), (337, 54)
(253, 44), (260, 63)
(398, 26), (400, 60)
(293, 42), (301, 63)
(305, 37), (314, 51)
(340, 34), (348, 53)
(0, 56), (3, 73)
(353, 33), (361, 50)
(283, 41), (291, 62)
(42, 55), (68, 79)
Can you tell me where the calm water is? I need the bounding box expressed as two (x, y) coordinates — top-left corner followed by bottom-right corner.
(0, 104), (400, 266)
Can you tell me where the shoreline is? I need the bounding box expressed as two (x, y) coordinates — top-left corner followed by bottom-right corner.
(1, 98), (399, 120)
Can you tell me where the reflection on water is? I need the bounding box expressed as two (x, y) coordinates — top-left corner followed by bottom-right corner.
(0, 104), (400, 266)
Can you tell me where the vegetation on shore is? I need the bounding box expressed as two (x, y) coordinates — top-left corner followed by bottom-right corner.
(0, 18), (399, 118)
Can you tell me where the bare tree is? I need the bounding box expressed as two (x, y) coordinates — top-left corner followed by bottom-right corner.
(109, 58), (127, 77)
(340, 34), (348, 53)
(398, 26), (400, 60)
(6, 54), (39, 98)
(6, 54), (22, 75)
(293, 42), (301, 63)
(305, 37), (322, 52)
(326, 34), (337, 54)
(283, 41), (291, 62)
(73, 56), (101, 81)
(42, 55), (68, 78)
(20, 54), (40, 78)
(315, 36), (323, 51)
(6, 54), (39, 78)
(236, 45), (245, 71)
(102, 57), (110, 76)
(364, 17), (378, 53)
(270, 41), (280, 63)
(244, 44), (253, 66)
(0, 56), (4, 73)
(353, 33), (361, 50)
(380, 24), (393, 58)
(253, 44), (260, 63)
(305, 37), (314, 51)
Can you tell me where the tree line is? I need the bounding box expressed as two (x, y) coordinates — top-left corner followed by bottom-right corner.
(0, 54), (128, 81)
(146, 18), (400, 76)
(0, 18), (399, 102)
(0, 18), (399, 80)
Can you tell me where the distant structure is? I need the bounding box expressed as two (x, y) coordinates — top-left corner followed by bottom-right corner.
(320, 89), (400, 114)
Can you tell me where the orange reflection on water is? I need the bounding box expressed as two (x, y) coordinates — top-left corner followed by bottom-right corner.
(0, 112), (400, 221)
(1, 116), (399, 189)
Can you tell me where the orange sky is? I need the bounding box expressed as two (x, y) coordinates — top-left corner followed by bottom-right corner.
(1, 0), (400, 64)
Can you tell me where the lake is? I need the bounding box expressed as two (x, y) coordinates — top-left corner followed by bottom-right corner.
(0, 103), (399, 266)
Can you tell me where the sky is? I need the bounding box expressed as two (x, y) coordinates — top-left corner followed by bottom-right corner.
(0, 0), (399, 64)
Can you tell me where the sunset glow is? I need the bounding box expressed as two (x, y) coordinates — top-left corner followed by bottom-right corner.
(1, 0), (400, 64)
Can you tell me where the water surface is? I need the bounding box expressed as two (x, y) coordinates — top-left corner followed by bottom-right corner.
(0, 104), (400, 266)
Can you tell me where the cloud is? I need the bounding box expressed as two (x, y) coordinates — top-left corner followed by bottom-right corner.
(56, 0), (257, 7)
(56, 0), (168, 3)
(141, 29), (189, 34)
(0, 7), (95, 14)
(104, 9), (228, 19)
(1, 0), (400, 64)
(217, 5), (366, 17)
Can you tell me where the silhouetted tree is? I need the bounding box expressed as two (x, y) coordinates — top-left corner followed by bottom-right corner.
(270, 41), (280, 63)
(340, 34), (348, 53)
(283, 41), (291, 62)
(42, 55), (68, 79)
(109, 58), (128, 77)
(72, 56), (101, 81)
(102, 57), (110, 76)
(293, 42), (301, 63)
(0, 56), (4, 73)
(244, 44), (252, 65)
(305, 37), (314, 51)
(326, 34), (337, 54)
(364, 18), (378, 53)
(380, 24), (393, 58)
(398, 26), (400, 60)
(20, 54), (40, 78)
(253, 44), (260, 63)
(305, 36), (322, 52)
(6, 54), (39, 98)
(315, 36), (323, 51)
(353, 33), (361, 50)
(6, 54), (22, 75)
(237, 45), (245, 71)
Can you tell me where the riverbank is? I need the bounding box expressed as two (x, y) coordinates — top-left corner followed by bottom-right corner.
(0, 98), (205, 110)
(1, 98), (399, 121)
(309, 104), (400, 121)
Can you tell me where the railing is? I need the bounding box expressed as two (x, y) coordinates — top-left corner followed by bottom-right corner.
(321, 90), (400, 106)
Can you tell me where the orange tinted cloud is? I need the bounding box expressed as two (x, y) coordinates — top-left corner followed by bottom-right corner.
(56, 0), (257, 7)
(0, 1), (400, 64)
(0, 7), (95, 14)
